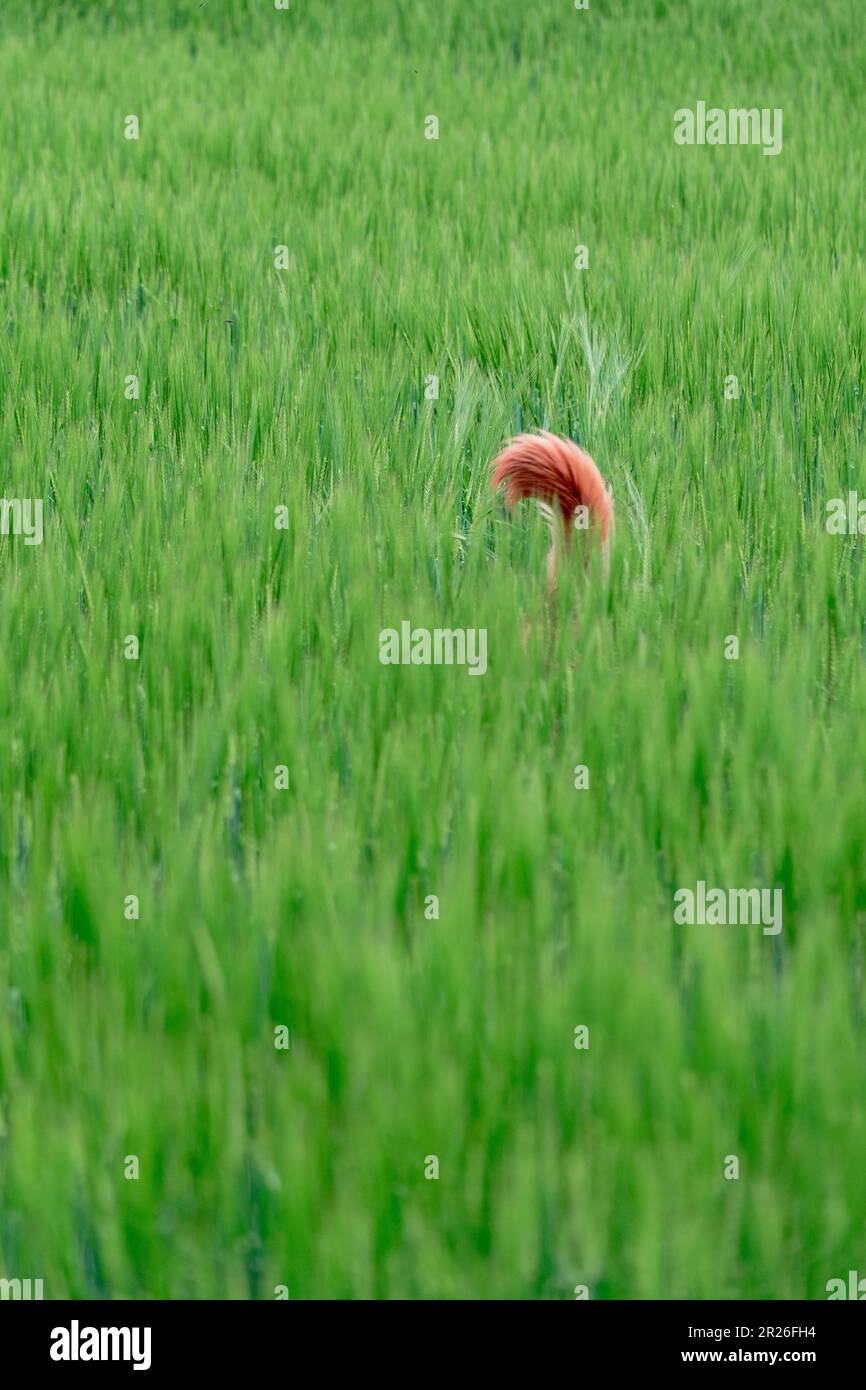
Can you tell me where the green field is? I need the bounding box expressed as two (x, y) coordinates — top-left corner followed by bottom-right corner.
(1, 0), (865, 1300)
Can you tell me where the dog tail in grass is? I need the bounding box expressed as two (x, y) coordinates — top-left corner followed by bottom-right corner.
(490, 430), (613, 590)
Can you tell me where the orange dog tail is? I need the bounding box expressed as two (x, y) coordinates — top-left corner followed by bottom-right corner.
(490, 430), (613, 588)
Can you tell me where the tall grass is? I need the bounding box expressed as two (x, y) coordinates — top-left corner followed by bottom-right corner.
(0, 0), (865, 1298)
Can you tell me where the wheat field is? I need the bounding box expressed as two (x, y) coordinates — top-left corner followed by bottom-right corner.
(1, 0), (864, 1300)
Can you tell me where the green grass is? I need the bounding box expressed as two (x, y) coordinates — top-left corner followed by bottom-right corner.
(1, 0), (865, 1299)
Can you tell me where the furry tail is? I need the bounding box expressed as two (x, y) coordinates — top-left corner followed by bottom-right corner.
(490, 430), (612, 587)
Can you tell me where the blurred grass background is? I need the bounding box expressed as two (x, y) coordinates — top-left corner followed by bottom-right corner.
(0, 0), (865, 1298)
